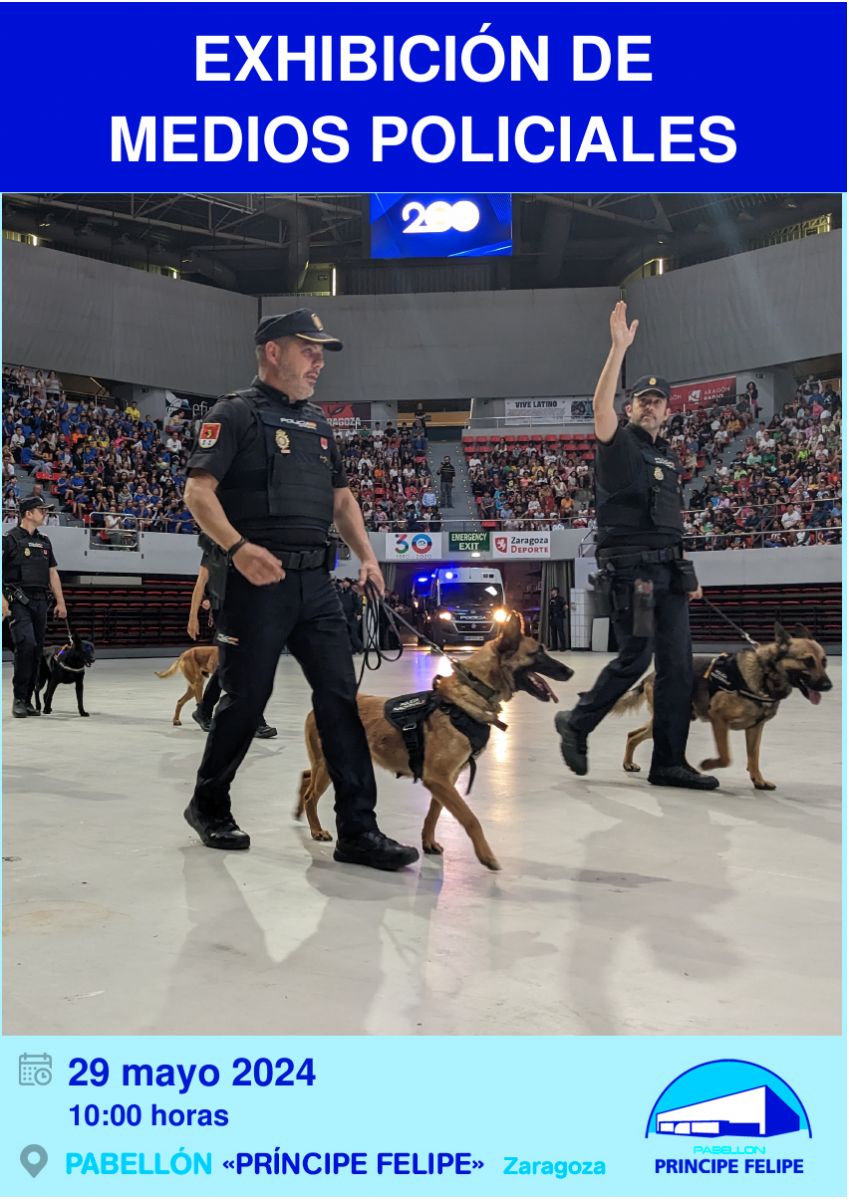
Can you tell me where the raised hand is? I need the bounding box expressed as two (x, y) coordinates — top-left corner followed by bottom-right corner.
(610, 300), (639, 351)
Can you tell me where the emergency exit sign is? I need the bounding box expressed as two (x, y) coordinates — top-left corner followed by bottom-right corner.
(448, 532), (491, 553)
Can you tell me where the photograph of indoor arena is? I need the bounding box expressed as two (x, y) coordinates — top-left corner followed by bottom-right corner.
(2, 192), (841, 1036)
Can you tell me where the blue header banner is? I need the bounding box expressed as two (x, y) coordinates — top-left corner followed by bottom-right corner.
(0, 1), (845, 192)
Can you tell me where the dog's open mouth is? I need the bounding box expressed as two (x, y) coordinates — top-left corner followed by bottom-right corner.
(517, 669), (559, 703)
(796, 678), (822, 706)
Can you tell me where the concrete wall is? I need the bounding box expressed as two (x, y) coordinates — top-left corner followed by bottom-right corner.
(6, 522), (838, 586)
(2, 240), (257, 396)
(573, 544), (841, 590)
(4, 232), (840, 405)
(626, 231), (842, 382)
(261, 288), (620, 403)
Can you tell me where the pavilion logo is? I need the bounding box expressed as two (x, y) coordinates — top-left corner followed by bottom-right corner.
(646, 1059), (811, 1141)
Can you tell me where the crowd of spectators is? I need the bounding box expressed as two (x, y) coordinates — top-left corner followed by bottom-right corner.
(3, 365), (842, 551)
(337, 421), (444, 532)
(464, 400), (754, 531)
(3, 365), (196, 534)
(684, 381), (842, 550)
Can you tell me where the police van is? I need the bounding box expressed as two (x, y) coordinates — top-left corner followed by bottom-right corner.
(418, 566), (507, 651)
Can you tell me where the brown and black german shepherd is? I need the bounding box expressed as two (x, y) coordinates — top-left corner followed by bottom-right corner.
(155, 645), (219, 726)
(614, 623), (831, 789)
(296, 613), (574, 870)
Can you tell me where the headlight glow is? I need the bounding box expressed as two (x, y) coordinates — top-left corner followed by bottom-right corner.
(438, 611), (453, 621)
(493, 608), (509, 623)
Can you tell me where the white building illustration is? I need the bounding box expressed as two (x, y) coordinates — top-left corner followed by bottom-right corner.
(655, 1085), (801, 1137)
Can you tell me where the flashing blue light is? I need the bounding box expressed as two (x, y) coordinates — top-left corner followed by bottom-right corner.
(417, 576), (429, 583)
(445, 571), (455, 580)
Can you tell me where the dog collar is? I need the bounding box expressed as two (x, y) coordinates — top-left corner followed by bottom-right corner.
(445, 662), (508, 730)
(54, 649), (86, 673)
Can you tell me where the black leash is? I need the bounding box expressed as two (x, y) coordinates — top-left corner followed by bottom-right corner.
(355, 581), (507, 728)
(700, 596), (759, 649)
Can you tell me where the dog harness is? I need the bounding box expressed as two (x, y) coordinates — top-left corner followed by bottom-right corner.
(702, 653), (778, 710)
(52, 645), (87, 674)
(383, 687), (492, 792)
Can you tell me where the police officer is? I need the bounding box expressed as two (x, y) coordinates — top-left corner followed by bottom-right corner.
(337, 577), (364, 653)
(186, 560), (277, 738)
(554, 301), (718, 790)
(182, 309), (419, 870)
(547, 587), (567, 651)
(2, 496), (68, 717)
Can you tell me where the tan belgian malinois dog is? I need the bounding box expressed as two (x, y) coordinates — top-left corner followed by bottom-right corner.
(614, 624), (831, 789)
(296, 613), (574, 870)
(155, 646), (220, 726)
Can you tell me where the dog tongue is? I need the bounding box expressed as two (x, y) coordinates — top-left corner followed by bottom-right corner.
(529, 671), (558, 703)
(807, 690), (822, 706)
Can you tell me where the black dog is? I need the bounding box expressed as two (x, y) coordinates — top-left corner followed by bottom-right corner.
(34, 633), (96, 717)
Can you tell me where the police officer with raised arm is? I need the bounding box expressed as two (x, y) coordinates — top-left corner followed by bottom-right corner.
(554, 301), (718, 790)
(182, 309), (419, 869)
(2, 496), (67, 717)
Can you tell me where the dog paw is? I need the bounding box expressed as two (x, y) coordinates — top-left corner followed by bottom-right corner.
(479, 855), (502, 871)
(172, 719), (182, 726)
(422, 840), (444, 855)
(622, 762), (641, 773)
(79, 711), (90, 718)
(700, 757), (721, 770)
(311, 829), (333, 842)
(753, 779), (776, 790)
(43, 707), (52, 715)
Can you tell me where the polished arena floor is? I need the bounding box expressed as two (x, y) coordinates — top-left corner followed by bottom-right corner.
(2, 649), (842, 1036)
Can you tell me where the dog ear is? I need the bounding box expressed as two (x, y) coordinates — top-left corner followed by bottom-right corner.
(496, 611), (523, 657)
(774, 621), (791, 647)
(793, 623), (813, 639)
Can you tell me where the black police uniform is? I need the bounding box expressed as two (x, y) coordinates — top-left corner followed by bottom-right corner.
(3, 520), (56, 709)
(563, 395), (696, 775)
(339, 584), (364, 653)
(185, 376), (381, 840)
(192, 554), (275, 737)
(547, 592), (567, 651)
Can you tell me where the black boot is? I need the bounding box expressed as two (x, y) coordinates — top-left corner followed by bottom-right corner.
(12, 699), (29, 718)
(334, 830), (419, 871)
(648, 765), (719, 790)
(254, 723), (278, 739)
(191, 708), (212, 733)
(184, 801), (250, 849)
(554, 710), (588, 776)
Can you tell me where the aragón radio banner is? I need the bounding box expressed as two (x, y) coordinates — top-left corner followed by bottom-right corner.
(504, 397), (593, 425)
(383, 531), (444, 560)
(667, 376), (737, 412)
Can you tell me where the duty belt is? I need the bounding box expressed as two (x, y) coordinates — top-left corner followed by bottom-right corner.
(274, 547), (327, 570)
(597, 546), (682, 568)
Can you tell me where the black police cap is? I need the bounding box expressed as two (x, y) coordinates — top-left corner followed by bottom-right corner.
(630, 375), (671, 400)
(19, 495), (54, 514)
(254, 309), (343, 351)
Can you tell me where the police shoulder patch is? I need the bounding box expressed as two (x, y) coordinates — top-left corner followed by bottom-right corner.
(198, 422), (222, 450)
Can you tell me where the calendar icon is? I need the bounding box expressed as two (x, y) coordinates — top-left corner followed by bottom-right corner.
(18, 1053), (52, 1086)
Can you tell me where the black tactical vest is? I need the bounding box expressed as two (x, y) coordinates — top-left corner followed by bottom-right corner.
(215, 388), (336, 537)
(595, 426), (683, 541)
(3, 526), (52, 590)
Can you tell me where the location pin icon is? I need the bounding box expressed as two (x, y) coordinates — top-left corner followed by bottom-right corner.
(21, 1145), (48, 1178)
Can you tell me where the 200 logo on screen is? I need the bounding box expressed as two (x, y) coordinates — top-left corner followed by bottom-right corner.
(402, 199), (480, 234)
